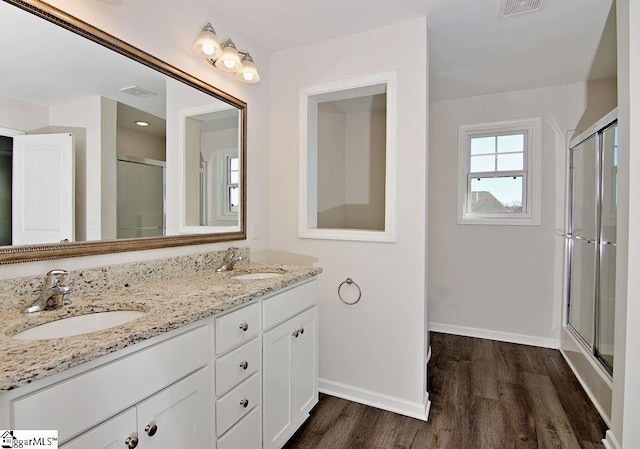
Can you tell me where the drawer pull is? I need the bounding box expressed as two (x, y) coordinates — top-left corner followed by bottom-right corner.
(145, 423), (158, 437)
(239, 360), (249, 370)
(125, 436), (139, 448)
(292, 329), (299, 338)
(240, 398), (249, 408)
(299, 327), (304, 335)
(239, 322), (249, 332)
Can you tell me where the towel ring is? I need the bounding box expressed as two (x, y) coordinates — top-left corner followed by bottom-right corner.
(338, 278), (361, 305)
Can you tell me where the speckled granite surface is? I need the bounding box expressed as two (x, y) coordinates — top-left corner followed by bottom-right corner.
(0, 250), (321, 391)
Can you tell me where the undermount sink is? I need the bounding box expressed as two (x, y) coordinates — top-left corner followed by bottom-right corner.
(12, 310), (146, 340)
(231, 272), (283, 280)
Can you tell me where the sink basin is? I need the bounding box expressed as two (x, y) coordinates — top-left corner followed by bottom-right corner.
(231, 272), (283, 280)
(12, 310), (146, 340)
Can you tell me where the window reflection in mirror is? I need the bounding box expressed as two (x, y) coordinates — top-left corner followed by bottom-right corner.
(299, 71), (397, 242)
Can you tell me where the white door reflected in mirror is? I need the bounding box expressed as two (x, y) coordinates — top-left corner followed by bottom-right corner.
(12, 133), (74, 245)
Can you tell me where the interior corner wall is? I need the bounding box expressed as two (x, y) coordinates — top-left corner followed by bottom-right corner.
(116, 127), (165, 161)
(269, 17), (428, 418)
(49, 96), (103, 242)
(100, 97), (117, 241)
(428, 80), (617, 348)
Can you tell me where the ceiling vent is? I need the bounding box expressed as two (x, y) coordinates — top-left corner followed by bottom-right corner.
(498, 0), (546, 19)
(118, 85), (157, 98)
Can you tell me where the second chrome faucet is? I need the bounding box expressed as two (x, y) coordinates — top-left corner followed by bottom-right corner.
(216, 247), (243, 272)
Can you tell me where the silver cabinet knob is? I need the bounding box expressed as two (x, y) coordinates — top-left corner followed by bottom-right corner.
(292, 329), (299, 338)
(240, 398), (249, 408)
(125, 436), (139, 448)
(239, 322), (249, 331)
(299, 327), (304, 335)
(145, 423), (158, 437)
(239, 360), (249, 370)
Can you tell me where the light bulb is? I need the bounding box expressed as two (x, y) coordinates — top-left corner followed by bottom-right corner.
(202, 42), (216, 56)
(224, 59), (236, 69)
(192, 23), (221, 59)
(243, 72), (255, 81)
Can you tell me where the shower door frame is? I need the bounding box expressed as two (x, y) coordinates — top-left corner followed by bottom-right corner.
(565, 108), (617, 376)
(116, 155), (166, 239)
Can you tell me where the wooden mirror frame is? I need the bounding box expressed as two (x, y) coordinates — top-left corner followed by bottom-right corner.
(0, 0), (247, 264)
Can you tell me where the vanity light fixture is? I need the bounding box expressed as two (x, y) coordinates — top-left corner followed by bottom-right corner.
(192, 23), (260, 84)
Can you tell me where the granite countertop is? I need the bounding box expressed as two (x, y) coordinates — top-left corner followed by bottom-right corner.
(0, 262), (321, 391)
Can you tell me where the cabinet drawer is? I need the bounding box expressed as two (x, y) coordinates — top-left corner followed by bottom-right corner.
(217, 406), (261, 449)
(263, 280), (317, 330)
(215, 302), (260, 354)
(216, 373), (260, 436)
(215, 338), (260, 396)
(12, 324), (209, 443)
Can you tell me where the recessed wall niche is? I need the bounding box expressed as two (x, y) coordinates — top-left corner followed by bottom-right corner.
(298, 71), (397, 242)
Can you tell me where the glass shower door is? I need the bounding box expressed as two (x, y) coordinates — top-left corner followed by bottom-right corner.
(596, 123), (618, 371)
(566, 114), (617, 375)
(568, 134), (598, 347)
(117, 158), (165, 239)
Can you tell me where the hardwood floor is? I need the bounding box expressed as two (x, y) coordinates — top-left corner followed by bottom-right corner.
(284, 332), (608, 449)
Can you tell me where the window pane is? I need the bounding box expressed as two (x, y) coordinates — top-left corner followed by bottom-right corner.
(229, 157), (239, 171)
(229, 186), (239, 211)
(497, 134), (524, 153)
(230, 171), (239, 184)
(470, 136), (495, 155)
(469, 176), (523, 213)
(497, 153), (523, 171)
(470, 154), (495, 172)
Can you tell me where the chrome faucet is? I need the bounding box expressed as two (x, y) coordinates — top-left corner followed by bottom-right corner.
(23, 269), (72, 313)
(216, 247), (243, 272)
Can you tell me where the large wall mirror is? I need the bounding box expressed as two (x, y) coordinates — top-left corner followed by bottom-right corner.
(0, 0), (246, 263)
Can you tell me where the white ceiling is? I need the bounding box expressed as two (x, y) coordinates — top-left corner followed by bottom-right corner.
(0, 0), (617, 108)
(204, 0), (617, 101)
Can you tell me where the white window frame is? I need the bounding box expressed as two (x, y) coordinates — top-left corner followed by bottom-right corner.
(298, 71), (397, 242)
(224, 154), (239, 214)
(457, 117), (542, 225)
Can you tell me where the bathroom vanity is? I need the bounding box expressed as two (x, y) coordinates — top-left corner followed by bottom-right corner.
(0, 253), (320, 449)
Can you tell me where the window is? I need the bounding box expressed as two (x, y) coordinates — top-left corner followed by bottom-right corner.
(226, 155), (239, 213)
(458, 117), (542, 225)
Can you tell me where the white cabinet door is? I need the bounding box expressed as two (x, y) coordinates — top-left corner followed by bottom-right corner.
(136, 367), (211, 449)
(263, 305), (319, 449)
(291, 306), (318, 422)
(61, 408), (136, 449)
(263, 317), (294, 449)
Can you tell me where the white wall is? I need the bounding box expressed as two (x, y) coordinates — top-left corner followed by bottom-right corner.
(269, 17), (429, 418)
(428, 79), (617, 348)
(608, 1), (640, 448)
(50, 97), (104, 241)
(0, 95), (48, 132)
(116, 127), (165, 161)
(0, 0), (271, 280)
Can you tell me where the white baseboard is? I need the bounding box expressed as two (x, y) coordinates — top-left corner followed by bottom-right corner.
(428, 322), (560, 349)
(602, 430), (621, 449)
(559, 349), (612, 427)
(319, 378), (431, 421)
